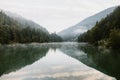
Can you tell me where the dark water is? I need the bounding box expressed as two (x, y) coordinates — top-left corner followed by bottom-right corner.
(0, 42), (119, 80)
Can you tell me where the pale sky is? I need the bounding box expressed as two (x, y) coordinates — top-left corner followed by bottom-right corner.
(0, 0), (120, 33)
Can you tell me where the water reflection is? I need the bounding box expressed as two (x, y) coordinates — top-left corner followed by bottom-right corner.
(77, 44), (120, 80)
(0, 44), (49, 76)
(59, 43), (120, 80)
(0, 43), (117, 80)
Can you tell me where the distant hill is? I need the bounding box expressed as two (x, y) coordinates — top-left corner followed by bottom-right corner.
(50, 33), (63, 42)
(58, 7), (116, 41)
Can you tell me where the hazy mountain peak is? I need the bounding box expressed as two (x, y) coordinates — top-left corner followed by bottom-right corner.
(58, 7), (116, 41)
(4, 11), (49, 34)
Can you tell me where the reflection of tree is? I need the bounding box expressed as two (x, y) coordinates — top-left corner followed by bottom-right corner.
(59, 43), (120, 80)
(78, 44), (120, 80)
(0, 45), (49, 76)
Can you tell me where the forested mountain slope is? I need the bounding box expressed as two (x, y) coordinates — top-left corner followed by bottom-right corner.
(78, 6), (120, 49)
(0, 11), (50, 44)
(58, 7), (116, 41)
(5, 11), (49, 34)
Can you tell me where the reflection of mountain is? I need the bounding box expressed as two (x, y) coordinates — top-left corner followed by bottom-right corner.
(0, 43), (119, 80)
(78, 45), (120, 80)
(59, 43), (94, 66)
(0, 44), (49, 76)
(59, 43), (120, 80)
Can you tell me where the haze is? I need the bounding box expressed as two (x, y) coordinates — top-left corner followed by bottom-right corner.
(0, 0), (120, 33)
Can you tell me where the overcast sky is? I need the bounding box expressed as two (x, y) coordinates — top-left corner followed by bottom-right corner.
(0, 0), (120, 33)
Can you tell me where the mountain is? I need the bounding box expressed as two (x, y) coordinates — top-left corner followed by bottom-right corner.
(0, 10), (50, 44)
(78, 6), (120, 49)
(58, 7), (116, 41)
(4, 11), (49, 34)
(0, 10), (63, 44)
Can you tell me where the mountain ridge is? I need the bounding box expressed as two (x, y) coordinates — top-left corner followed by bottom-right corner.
(78, 6), (120, 49)
(0, 10), (50, 44)
(58, 7), (116, 41)
(4, 10), (49, 34)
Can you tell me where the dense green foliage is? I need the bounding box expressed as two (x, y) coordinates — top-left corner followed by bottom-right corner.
(78, 6), (120, 49)
(107, 29), (120, 48)
(50, 33), (63, 42)
(0, 11), (62, 44)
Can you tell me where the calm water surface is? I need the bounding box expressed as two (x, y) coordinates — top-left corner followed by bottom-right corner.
(0, 42), (119, 80)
